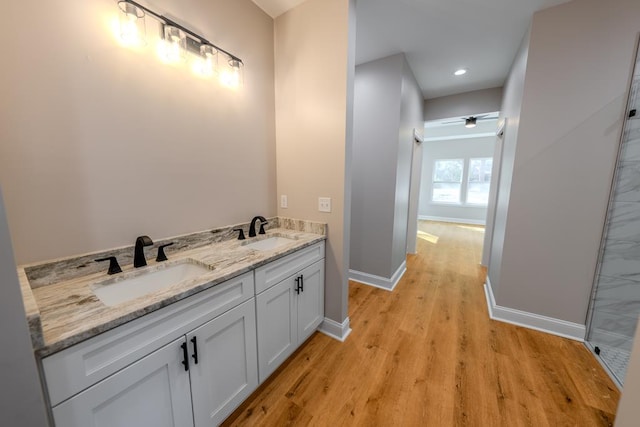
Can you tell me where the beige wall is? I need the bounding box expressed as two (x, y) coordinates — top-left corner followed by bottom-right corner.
(274, 0), (353, 323)
(0, 0), (276, 264)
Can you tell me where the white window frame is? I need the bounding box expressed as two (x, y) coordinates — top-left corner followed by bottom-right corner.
(465, 157), (493, 207)
(431, 158), (464, 204)
(429, 157), (493, 207)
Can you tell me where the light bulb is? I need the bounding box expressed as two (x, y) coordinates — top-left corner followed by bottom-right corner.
(220, 59), (243, 89)
(117, 2), (145, 47)
(193, 45), (217, 77)
(158, 26), (186, 64)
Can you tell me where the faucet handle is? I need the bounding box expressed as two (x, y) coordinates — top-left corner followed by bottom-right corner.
(233, 228), (246, 240)
(259, 221), (267, 235)
(156, 242), (174, 262)
(95, 256), (123, 275)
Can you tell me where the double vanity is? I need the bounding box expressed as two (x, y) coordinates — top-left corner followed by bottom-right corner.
(18, 217), (327, 426)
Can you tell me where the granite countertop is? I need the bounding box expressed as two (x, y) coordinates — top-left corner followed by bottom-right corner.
(20, 224), (325, 357)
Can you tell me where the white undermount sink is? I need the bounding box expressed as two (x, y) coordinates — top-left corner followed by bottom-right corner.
(243, 236), (296, 251)
(92, 261), (212, 307)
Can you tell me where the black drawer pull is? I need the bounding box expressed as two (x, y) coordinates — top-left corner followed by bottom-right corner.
(180, 342), (189, 371)
(300, 274), (304, 293)
(191, 337), (199, 364)
(295, 277), (300, 294)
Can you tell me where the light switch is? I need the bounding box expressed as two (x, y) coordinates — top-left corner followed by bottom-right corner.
(280, 195), (288, 208)
(318, 197), (331, 213)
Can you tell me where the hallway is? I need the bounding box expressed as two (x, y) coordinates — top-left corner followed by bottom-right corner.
(225, 221), (619, 426)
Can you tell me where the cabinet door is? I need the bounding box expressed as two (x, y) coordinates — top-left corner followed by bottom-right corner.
(188, 299), (258, 427)
(296, 259), (325, 344)
(52, 337), (193, 427)
(256, 277), (297, 383)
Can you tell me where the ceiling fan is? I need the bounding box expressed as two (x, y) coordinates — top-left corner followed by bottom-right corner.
(441, 114), (494, 128)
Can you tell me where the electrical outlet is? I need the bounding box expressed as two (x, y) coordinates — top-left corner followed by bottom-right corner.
(318, 197), (331, 213)
(280, 195), (288, 208)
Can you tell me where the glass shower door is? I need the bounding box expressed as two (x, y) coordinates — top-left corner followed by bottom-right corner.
(587, 45), (640, 386)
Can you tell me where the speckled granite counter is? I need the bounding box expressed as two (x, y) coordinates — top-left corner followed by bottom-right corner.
(18, 218), (326, 357)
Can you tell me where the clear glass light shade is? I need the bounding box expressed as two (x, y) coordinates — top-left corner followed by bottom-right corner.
(159, 25), (187, 63)
(192, 44), (218, 77)
(220, 58), (244, 89)
(118, 1), (146, 46)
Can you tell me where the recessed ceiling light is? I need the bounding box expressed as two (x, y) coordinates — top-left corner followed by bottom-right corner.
(454, 69), (467, 76)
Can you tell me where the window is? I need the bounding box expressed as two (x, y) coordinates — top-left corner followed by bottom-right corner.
(467, 158), (492, 205)
(432, 159), (464, 203)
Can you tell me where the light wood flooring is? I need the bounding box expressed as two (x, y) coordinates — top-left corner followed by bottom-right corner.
(223, 221), (620, 426)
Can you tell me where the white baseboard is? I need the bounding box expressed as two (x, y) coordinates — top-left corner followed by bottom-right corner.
(319, 317), (352, 342)
(418, 215), (485, 226)
(484, 278), (585, 342)
(349, 261), (406, 291)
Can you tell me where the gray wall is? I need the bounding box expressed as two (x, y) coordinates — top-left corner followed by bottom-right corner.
(419, 136), (495, 224)
(424, 87), (503, 122)
(398, 58), (425, 258)
(350, 53), (424, 279)
(488, 0), (640, 326)
(351, 54), (403, 278)
(0, 189), (48, 426)
(486, 30), (530, 296)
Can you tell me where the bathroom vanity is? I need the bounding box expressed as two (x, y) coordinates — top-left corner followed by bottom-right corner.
(19, 218), (326, 427)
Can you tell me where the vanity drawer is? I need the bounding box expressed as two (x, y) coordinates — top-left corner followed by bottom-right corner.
(254, 241), (325, 294)
(42, 271), (254, 407)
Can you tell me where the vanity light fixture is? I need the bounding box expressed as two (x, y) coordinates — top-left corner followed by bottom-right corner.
(465, 117), (477, 128)
(115, 0), (244, 86)
(454, 68), (467, 76)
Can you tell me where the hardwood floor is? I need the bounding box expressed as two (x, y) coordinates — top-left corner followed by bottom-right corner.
(223, 221), (620, 426)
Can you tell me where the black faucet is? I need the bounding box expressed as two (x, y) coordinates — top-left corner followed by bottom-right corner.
(134, 235), (153, 268)
(249, 216), (268, 237)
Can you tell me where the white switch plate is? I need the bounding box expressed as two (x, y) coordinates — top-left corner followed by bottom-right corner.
(318, 197), (331, 213)
(280, 195), (288, 208)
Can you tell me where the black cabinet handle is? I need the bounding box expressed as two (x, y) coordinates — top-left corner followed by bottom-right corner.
(191, 337), (199, 364)
(300, 274), (304, 293)
(295, 277), (300, 294)
(180, 342), (189, 371)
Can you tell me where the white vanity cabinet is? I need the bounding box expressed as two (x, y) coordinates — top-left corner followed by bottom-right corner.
(40, 240), (326, 427)
(188, 298), (258, 426)
(52, 336), (195, 427)
(255, 242), (325, 382)
(43, 271), (258, 427)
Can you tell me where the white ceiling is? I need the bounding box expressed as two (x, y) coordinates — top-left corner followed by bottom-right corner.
(252, 0), (571, 99)
(251, 0), (308, 19)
